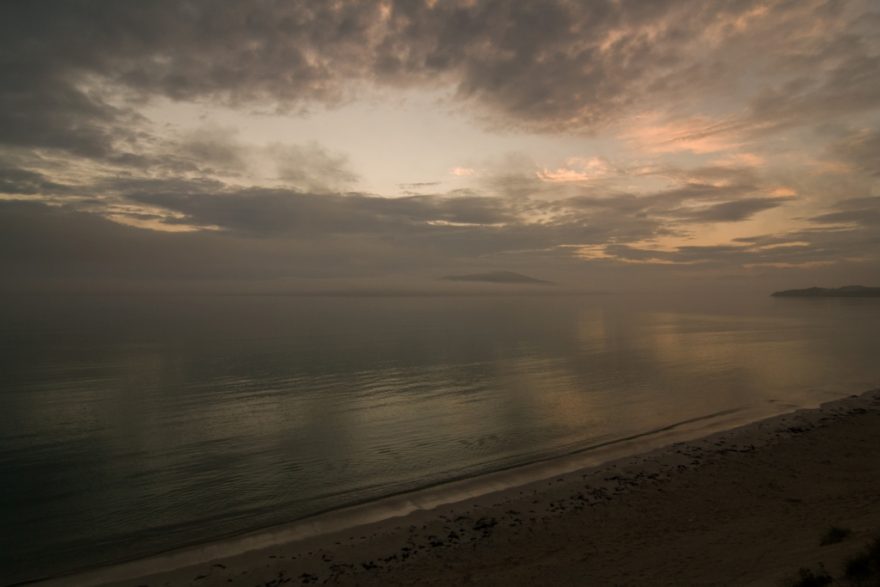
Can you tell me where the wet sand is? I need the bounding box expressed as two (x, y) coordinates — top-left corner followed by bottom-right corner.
(45, 388), (880, 586)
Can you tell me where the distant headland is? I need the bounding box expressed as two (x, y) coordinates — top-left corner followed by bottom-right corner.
(771, 285), (880, 298)
(441, 271), (552, 285)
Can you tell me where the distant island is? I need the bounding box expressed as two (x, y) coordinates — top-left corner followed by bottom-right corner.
(772, 285), (880, 298)
(441, 271), (552, 285)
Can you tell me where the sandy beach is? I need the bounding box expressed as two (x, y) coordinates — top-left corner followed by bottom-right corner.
(36, 387), (880, 587)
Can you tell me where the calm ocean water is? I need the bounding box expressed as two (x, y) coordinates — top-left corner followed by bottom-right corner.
(1, 293), (878, 583)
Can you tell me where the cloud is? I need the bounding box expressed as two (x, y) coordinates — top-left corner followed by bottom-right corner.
(829, 129), (880, 178)
(271, 142), (359, 191)
(0, 165), (71, 196)
(676, 197), (787, 223)
(623, 115), (745, 154)
(599, 224), (879, 269)
(809, 196), (880, 227)
(0, 63), (137, 158)
(1, 1), (878, 291)
(711, 153), (765, 168)
(119, 183), (516, 236)
(176, 127), (250, 174)
(4, 0), (876, 140)
(537, 157), (611, 183)
(398, 181), (441, 189)
(560, 163), (770, 225)
(2, 176), (876, 291)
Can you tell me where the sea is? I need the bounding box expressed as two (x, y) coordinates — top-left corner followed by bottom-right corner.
(1, 292), (878, 584)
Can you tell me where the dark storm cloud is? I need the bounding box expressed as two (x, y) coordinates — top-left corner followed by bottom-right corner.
(648, 181), (760, 207)
(603, 223), (880, 268)
(107, 168), (786, 255)
(604, 243), (750, 265)
(809, 209), (880, 226)
(676, 197), (785, 223)
(561, 168), (772, 225)
(0, 200), (365, 283)
(126, 178), (669, 249)
(0, 199), (502, 285)
(0, 64), (140, 158)
(2, 182), (876, 289)
(0, 198), (600, 286)
(1, 0), (878, 289)
(0, 170), (670, 283)
(124, 187), (516, 235)
(0, 165), (71, 196)
(567, 191), (878, 269)
(809, 196), (880, 227)
(3, 0), (876, 146)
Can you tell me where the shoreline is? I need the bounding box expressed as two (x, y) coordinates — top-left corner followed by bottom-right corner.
(23, 403), (773, 586)
(35, 387), (880, 586)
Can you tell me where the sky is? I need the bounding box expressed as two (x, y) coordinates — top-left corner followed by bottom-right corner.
(1, 0), (878, 294)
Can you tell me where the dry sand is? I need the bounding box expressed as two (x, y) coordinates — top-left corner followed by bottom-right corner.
(45, 388), (880, 587)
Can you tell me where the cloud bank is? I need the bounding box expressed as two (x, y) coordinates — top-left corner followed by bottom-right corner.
(1, 0), (878, 292)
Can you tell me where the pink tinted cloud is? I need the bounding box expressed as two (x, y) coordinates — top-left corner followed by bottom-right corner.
(537, 157), (611, 183)
(623, 114), (745, 154)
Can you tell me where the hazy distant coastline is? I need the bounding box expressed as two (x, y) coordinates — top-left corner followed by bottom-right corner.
(440, 271), (552, 285)
(772, 285), (880, 297)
